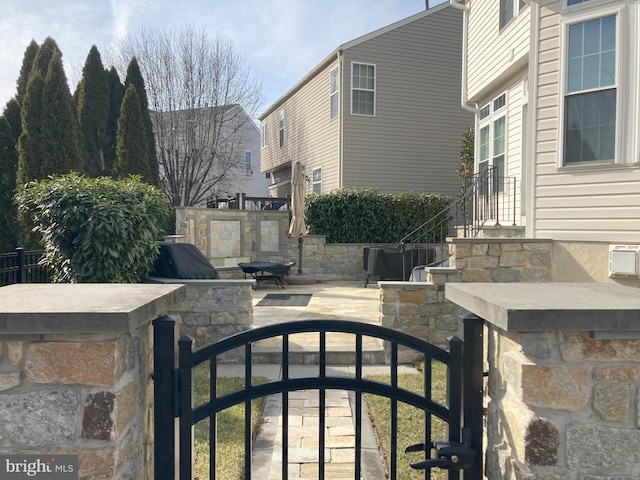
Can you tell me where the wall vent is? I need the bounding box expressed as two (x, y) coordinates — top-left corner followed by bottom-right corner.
(608, 245), (640, 278)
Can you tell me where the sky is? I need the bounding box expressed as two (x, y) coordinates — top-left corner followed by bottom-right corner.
(0, 0), (447, 119)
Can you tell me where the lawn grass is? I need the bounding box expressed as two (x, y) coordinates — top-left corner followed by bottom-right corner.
(365, 361), (447, 480)
(192, 364), (266, 480)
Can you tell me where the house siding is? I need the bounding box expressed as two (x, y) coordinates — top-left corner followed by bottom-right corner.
(341, 6), (472, 196)
(260, 59), (341, 195)
(532, 0), (640, 243)
(466, 0), (530, 103)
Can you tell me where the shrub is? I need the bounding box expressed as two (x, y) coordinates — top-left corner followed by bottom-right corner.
(15, 173), (169, 282)
(305, 189), (451, 243)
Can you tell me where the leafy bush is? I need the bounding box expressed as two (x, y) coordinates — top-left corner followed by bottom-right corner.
(15, 173), (169, 282)
(305, 189), (451, 243)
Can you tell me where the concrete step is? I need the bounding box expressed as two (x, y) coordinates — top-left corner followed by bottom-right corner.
(251, 333), (386, 365)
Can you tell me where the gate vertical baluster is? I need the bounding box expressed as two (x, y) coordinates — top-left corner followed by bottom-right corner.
(319, 331), (326, 480)
(210, 357), (217, 480)
(463, 316), (484, 480)
(153, 316), (176, 480)
(423, 357), (432, 480)
(355, 334), (362, 480)
(16, 248), (24, 284)
(178, 336), (194, 480)
(282, 334), (289, 480)
(244, 343), (252, 479)
(447, 336), (463, 480)
(390, 342), (398, 480)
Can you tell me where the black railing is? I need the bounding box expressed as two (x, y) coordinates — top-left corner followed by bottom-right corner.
(0, 248), (50, 287)
(206, 193), (291, 211)
(398, 167), (517, 280)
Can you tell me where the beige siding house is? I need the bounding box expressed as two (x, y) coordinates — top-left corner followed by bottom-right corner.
(259, 4), (473, 199)
(458, 0), (640, 284)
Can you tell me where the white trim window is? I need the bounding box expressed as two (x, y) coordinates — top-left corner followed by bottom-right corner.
(312, 167), (322, 193)
(261, 123), (268, 148)
(478, 93), (508, 191)
(562, 9), (617, 165)
(279, 109), (285, 148)
(351, 62), (375, 116)
(330, 66), (339, 119)
(499, 0), (526, 30)
(245, 151), (252, 175)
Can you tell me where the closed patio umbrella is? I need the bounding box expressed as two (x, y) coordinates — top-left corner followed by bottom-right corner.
(289, 161), (306, 273)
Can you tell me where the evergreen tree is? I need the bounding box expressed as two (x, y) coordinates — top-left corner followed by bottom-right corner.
(3, 98), (22, 141)
(39, 51), (84, 176)
(125, 57), (159, 186)
(76, 46), (109, 176)
(115, 83), (148, 180)
(17, 40), (39, 103)
(17, 70), (45, 184)
(0, 117), (18, 251)
(105, 66), (125, 176)
(31, 37), (61, 78)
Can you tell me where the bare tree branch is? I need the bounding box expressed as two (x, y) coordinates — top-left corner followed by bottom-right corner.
(107, 26), (263, 206)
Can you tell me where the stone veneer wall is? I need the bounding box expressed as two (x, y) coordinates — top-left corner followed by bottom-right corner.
(0, 284), (185, 480)
(175, 207), (368, 281)
(450, 238), (553, 283)
(379, 269), (467, 358)
(147, 278), (255, 357)
(487, 328), (640, 479)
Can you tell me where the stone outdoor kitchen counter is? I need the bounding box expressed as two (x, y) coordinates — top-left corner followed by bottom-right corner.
(0, 283), (186, 334)
(445, 282), (640, 334)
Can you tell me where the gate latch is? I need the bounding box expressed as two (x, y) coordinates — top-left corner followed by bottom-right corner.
(405, 441), (476, 470)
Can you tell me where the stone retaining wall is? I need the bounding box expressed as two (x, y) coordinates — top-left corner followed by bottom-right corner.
(451, 238), (552, 283)
(147, 278), (254, 358)
(487, 328), (640, 479)
(0, 284), (185, 480)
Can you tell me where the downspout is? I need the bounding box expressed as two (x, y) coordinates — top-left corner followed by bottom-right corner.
(449, 0), (477, 114)
(338, 49), (344, 189)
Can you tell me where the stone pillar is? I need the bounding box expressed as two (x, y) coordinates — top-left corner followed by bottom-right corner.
(0, 284), (185, 480)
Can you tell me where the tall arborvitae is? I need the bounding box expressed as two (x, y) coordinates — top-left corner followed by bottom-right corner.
(17, 70), (45, 184)
(0, 117), (18, 250)
(16, 40), (39, 103)
(3, 99), (22, 144)
(115, 83), (148, 180)
(105, 66), (125, 176)
(31, 37), (60, 78)
(124, 57), (159, 186)
(76, 46), (109, 177)
(39, 51), (84, 177)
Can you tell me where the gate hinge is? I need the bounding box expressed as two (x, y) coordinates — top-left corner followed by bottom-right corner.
(172, 369), (181, 417)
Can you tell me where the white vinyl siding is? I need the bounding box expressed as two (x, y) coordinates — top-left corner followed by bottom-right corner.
(531, 0), (640, 243)
(467, 0), (530, 102)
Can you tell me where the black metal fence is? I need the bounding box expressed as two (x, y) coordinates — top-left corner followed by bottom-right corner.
(0, 248), (50, 287)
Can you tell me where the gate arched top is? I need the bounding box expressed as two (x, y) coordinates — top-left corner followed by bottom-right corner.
(188, 319), (457, 366)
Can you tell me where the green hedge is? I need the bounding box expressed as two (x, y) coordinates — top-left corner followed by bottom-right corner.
(305, 189), (451, 243)
(15, 173), (169, 283)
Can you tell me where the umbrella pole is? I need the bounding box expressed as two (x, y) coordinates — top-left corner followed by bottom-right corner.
(298, 235), (303, 274)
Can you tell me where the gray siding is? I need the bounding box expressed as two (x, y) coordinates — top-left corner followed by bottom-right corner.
(341, 6), (473, 196)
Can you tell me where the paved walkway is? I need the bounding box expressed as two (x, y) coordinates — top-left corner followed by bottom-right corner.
(217, 281), (419, 479)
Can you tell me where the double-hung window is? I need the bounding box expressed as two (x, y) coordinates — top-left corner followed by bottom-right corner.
(562, 8), (617, 164)
(499, 0), (526, 30)
(351, 62), (375, 116)
(478, 93), (507, 192)
(245, 151), (252, 175)
(261, 124), (268, 148)
(330, 66), (339, 119)
(312, 168), (322, 193)
(278, 109), (285, 148)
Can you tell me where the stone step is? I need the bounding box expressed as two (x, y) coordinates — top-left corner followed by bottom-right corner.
(251, 333), (386, 365)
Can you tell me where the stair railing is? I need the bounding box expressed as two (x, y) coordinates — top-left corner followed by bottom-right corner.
(399, 167), (517, 280)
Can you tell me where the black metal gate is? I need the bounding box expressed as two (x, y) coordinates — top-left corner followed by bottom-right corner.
(153, 316), (483, 479)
